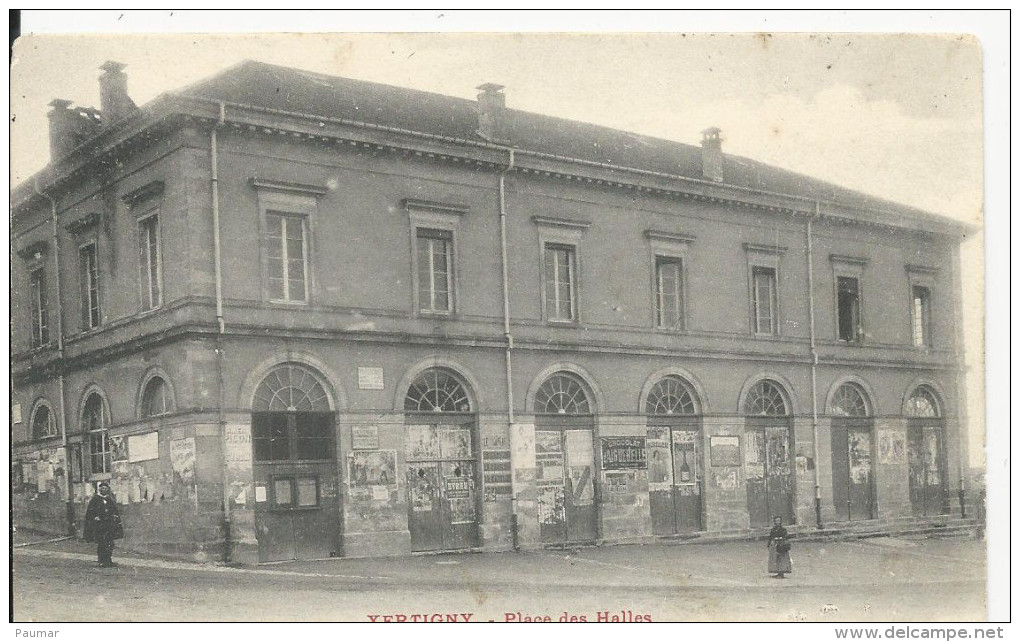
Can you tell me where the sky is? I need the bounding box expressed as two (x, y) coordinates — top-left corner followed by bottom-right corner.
(8, 18), (991, 469)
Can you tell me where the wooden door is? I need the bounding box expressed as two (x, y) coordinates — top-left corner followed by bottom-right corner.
(407, 462), (443, 551)
(646, 427), (675, 536)
(908, 424), (946, 516)
(672, 428), (702, 532)
(563, 430), (596, 542)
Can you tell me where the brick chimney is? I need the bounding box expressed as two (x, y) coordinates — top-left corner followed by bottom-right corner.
(99, 60), (138, 126)
(475, 83), (509, 144)
(701, 127), (724, 182)
(47, 99), (102, 162)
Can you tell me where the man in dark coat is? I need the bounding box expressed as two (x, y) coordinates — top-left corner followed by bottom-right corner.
(83, 481), (123, 567)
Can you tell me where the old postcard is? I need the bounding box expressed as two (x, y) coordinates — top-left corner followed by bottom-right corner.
(9, 18), (998, 629)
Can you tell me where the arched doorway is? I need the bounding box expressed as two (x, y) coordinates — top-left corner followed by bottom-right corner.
(250, 363), (339, 562)
(403, 368), (479, 552)
(645, 375), (703, 535)
(829, 382), (874, 521)
(533, 371), (597, 545)
(905, 386), (948, 517)
(743, 379), (794, 528)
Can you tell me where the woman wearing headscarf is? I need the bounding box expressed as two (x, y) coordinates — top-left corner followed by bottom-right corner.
(767, 515), (792, 579)
(83, 481), (124, 567)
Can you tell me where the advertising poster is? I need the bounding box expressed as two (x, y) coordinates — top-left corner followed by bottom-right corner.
(349, 450), (397, 487)
(646, 428), (672, 490)
(224, 424), (253, 471)
(170, 437), (196, 484)
(110, 435), (129, 462)
(878, 430), (906, 465)
(600, 436), (646, 470)
(406, 425), (440, 460)
(440, 426), (472, 459)
(406, 465), (437, 512)
(710, 435), (741, 467)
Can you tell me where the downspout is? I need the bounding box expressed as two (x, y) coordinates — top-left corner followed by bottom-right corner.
(211, 102), (230, 560)
(498, 148), (519, 550)
(807, 202), (823, 529)
(34, 179), (73, 536)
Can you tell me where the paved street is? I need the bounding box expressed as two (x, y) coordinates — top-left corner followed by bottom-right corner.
(13, 534), (986, 622)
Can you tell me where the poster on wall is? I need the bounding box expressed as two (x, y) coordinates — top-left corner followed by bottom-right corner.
(848, 431), (872, 483)
(710, 435), (741, 467)
(348, 450), (397, 487)
(406, 425), (440, 460)
(224, 424), (253, 471)
(406, 465), (437, 512)
(878, 430), (906, 465)
(646, 428), (671, 491)
(170, 437), (196, 484)
(440, 426), (473, 459)
(600, 436), (646, 470)
(128, 432), (159, 462)
(110, 435), (129, 462)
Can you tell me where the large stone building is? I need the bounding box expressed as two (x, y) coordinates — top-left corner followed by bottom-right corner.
(11, 61), (972, 563)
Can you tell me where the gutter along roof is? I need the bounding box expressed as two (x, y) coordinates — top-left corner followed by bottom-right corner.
(13, 60), (974, 238)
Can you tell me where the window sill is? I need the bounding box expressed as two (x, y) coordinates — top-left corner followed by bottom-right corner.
(266, 299), (310, 307)
(418, 309), (456, 318)
(546, 319), (580, 327)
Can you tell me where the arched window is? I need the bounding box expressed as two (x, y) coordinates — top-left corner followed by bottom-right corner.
(831, 383), (869, 417)
(534, 372), (591, 415)
(83, 393), (110, 475)
(404, 368), (471, 413)
(646, 376), (698, 415)
(253, 364), (330, 412)
(251, 364), (334, 462)
(743, 380), (788, 416)
(32, 404), (56, 440)
(906, 386), (941, 418)
(141, 376), (173, 418)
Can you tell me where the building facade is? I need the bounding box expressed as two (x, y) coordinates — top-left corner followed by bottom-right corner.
(11, 61), (971, 563)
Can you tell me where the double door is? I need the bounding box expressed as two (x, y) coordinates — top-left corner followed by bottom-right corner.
(253, 461), (341, 562)
(535, 418), (597, 545)
(405, 422), (479, 552)
(745, 419), (794, 528)
(908, 422), (947, 517)
(647, 424), (702, 535)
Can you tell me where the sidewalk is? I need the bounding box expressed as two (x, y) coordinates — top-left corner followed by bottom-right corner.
(14, 532), (985, 590)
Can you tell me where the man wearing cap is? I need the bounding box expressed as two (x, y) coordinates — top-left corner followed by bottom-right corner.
(83, 481), (124, 567)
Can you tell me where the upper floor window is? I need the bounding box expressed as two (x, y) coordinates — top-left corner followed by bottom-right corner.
(32, 404), (57, 440)
(141, 376), (173, 418)
(266, 212), (308, 303)
(30, 267), (49, 347)
(751, 266), (777, 335)
(544, 243), (577, 322)
(138, 212), (163, 310)
(912, 286), (932, 348)
(837, 276), (862, 342)
(79, 242), (100, 330)
(416, 228), (453, 313)
(655, 257), (685, 330)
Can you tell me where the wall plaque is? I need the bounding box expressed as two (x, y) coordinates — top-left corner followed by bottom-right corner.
(128, 432), (159, 463)
(357, 367), (385, 390)
(352, 425), (380, 450)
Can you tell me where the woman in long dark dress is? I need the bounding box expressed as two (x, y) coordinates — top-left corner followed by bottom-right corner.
(767, 515), (792, 578)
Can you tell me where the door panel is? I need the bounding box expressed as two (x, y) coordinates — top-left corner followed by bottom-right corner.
(765, 425), (794, 525)
(564, 430), (596, 542)
(407, 463), (443, 551)
(646, 427), (675, 536)
(847, 428), (873, 521)
(908, 424), (946, 516)
(254, 509), (295, 562)
(536, 430), (567, 543)
(830, 422), (851, 520)
(745, 429), (769, 528)
(441, 460), (477, 550)
(672, 429), (702, 532)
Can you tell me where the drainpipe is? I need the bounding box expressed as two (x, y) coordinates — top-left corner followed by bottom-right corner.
(34, 179), (74, 536)
(498, 148), (519, 550)
(807, 202), (823, 529)
(211, 102), (231, 561)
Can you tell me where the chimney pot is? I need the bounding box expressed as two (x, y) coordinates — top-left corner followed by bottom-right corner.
(99, 60), (138, 126)
(476, 83), (509, 144)
(701, 127), (724, 182)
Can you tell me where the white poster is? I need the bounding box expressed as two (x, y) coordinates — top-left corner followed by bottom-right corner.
(128, 432), (159, 462)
